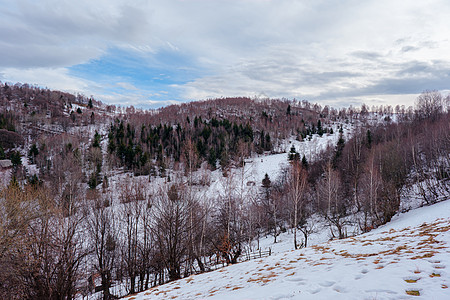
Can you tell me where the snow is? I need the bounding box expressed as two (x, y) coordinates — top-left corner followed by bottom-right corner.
(125, 199), (450, 300)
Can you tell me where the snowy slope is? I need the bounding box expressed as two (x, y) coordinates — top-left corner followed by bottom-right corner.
(125, 200), (450, 300)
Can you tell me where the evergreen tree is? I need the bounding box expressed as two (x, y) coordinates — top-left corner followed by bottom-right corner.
(92, 131), (101, 148)
(28, 143), (39, 164)
(317, 119), (323, 137)
(301, 155), (308, 170)
(264, 133), (272, 151)
(366, 129), (372, 149)
(333, 130), (345, 168)
(288, 145), (300, 161)
(10, 151), (21, 167)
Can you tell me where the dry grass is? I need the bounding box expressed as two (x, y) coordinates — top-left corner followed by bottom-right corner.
(410, 251), (437, 260)
(247, 272), (277, 284)
(405, 290), (420, 296)
(429, 272), (441, 278)
(209, 288), (218, 295)
(404, 278), (420, 283)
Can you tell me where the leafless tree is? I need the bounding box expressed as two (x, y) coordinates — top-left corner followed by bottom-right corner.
(152, 184), (189, 281)
(317, 161), (347, 239)
(415, 90), (443, 120)
(287, 161), (308, 249)
(85, 198), (117, 300)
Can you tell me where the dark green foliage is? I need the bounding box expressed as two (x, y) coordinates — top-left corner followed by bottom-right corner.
(92, 131), (101, 148)
(317, 119), (323, 137)
(0, 146), (4, 159)
(28, 174), (41, 186)
(76, 107), (82, 114)
(10, 151), (22, 167)
(28, 143), (39, 164)
(88, 173), (98, 189)
(107, 117), (260, 171)
(262, 173), (271, 189)
(333, 130), (345, 168)
(366, 129), (372, 149)
(288, 145), (300, 161)
(301, 155), (308, 169)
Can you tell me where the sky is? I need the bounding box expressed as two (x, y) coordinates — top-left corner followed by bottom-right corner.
(1, 0), (450, 109)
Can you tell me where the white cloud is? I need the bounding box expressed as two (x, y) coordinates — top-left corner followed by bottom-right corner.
(1, 67), (95, 94)
(1, 0), (450, 108)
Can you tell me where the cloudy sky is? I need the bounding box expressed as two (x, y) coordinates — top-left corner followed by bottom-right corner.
(1, 0), (449, 109)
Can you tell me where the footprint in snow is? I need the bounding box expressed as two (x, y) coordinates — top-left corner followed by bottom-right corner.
(270, 293), (295, 300)
(319, 281), (335, 287)
(333, 285), (348, 293)
(285, 276), (306, 285)
(365, 289), (397, 295)
(361, 268), (369, 274)
(308, 287), (322, 294)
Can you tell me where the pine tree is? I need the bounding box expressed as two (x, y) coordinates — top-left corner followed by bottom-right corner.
(301, 154), (308, 170)
(317, 119), (323, 137)
(366, 129), (372, 149)
(288, 145), (300, 161)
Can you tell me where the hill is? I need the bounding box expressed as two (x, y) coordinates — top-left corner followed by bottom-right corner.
(126, 199), (450, 300)
(1, 83), (449, 299)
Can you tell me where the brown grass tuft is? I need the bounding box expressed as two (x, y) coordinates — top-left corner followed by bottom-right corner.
(405, 290), (420, 296)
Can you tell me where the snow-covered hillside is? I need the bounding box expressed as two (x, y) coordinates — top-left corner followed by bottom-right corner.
(125, 200), (450, 300)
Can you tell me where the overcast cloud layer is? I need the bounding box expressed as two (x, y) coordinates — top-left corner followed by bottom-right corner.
(1, 0), (449, 108)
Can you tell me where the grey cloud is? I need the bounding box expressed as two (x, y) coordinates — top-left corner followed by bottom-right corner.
(401, 46), (419, 53)
(0, 0), (152, 68)
(351, 51), (383, 60)
(318, 61), (450, 100)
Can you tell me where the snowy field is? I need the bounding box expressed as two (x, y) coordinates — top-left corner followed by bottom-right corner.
(124, 199), (450, 300)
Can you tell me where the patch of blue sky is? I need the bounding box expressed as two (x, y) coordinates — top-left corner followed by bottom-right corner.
(69, 47), (206, 103)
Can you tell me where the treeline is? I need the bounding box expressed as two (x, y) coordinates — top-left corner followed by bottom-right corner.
(107, 116), (266, 174)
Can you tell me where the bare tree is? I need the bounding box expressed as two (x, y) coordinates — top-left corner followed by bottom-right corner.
(415, 90), (443, 120)
(0, 185), (86, 300)
(85, 198), (117, 300)
(287, 161), (308, 249)
(317, 161), (347, 239)
(358, 151), (382, 231)
(152, 184), (189, 281)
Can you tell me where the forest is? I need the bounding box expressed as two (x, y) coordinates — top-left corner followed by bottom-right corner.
(0, 82), (449, 299)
